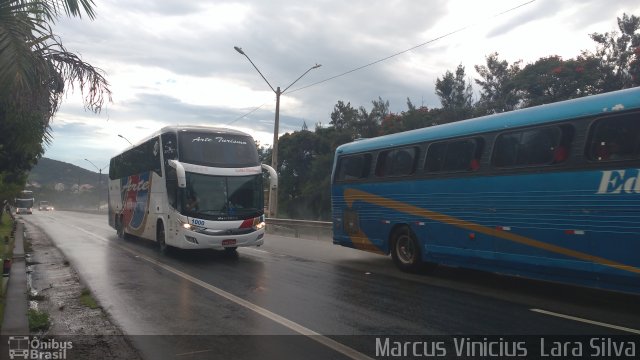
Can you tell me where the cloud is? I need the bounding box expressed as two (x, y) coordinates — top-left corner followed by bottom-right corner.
(45, 0), (640, 172)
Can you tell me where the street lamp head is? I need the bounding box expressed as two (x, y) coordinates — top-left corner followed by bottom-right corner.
(234, 46), (245, 55)
(312, 64), (322, 69)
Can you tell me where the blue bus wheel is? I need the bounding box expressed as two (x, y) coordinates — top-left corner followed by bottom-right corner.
(391, 226), (423, 272)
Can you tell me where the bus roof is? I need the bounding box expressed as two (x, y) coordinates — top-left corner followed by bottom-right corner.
(116, 126), (254, 154)
(336, 87), (640, 155)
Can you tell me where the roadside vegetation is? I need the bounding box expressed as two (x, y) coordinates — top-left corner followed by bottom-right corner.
(79, 288), (100, 309)
(0, 210), (13, 325)
(0, 0), (111, 218)
(27, 308), (51, 332)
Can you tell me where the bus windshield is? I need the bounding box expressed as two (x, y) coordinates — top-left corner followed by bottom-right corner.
(15, 198), (34, 208)
(179, 131), (259, 168)
(182, 172), (263, 220)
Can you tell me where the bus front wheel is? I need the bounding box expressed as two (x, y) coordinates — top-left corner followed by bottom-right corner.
(116, 216), (124, 239)
(391, 226), (423, 272)
(157, 222), (169, 254)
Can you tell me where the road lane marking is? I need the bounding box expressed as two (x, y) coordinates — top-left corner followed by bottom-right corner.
(70, 225), (372, 360)
(530, 308), (640, 334)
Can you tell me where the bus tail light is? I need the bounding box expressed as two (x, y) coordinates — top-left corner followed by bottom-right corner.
(564, 229), (585, 235)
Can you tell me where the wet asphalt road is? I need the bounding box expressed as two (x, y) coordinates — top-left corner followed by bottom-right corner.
(22, 211), (640, 359)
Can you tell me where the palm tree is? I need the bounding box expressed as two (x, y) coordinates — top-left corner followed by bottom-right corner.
(0, 0), (111, 214)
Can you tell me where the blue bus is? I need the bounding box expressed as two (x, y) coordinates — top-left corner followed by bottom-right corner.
(331, 87), (640, 294)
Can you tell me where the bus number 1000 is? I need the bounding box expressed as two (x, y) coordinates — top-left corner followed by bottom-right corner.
(191, 219), (205, 226)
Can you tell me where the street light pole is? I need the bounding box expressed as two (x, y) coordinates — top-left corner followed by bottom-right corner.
(84, 159), (108, 211)
(118, 134), (133, 145)
(234, 46), (321, 218)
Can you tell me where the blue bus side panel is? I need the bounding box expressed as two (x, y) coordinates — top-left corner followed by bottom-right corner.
(332, 168), (640, 294)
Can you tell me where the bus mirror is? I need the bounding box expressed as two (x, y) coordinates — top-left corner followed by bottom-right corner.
(168, 160), (187, 188)
(261, 164), (278, 190)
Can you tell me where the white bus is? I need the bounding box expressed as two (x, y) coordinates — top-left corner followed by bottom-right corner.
(108, 126), (266, 253)
(15, 190), (34, 215)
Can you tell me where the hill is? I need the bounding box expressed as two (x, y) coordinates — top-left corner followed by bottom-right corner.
(28, 157), (109, 188)
(26, 158), (109, 210)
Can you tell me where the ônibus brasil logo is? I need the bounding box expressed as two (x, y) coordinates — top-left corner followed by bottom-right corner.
(8, 336), (73, 359)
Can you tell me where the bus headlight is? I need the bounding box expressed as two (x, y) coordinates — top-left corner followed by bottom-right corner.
(178, 219), (205, 233)
(254, 221), (265, 230)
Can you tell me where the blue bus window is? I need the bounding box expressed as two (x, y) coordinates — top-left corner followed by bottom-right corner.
(425, 138), (483, 173)
(493, 126), (563, 167)
(587, 113), (640, 161)
(336, 154), (371, 181)
(375, 147), (418, 177)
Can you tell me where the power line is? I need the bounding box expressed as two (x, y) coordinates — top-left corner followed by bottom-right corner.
(230, 0), (536, 123)
(289, 0), (536, 94)
(227, 102), (268, 125)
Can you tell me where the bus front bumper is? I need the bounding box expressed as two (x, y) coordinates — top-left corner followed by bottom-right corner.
(175, 228), (265, 250)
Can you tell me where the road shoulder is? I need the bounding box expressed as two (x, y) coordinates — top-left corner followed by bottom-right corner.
(23, 220), (142, 359)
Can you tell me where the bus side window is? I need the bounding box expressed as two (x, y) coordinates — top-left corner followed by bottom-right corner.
(493, 126), (563, 167)
(336, 154), (371, 181)
(425, 138), (483, 173)
(587, 112), (640, 161)
(165, 166), (178, 208)
(376, 147), (417, 177)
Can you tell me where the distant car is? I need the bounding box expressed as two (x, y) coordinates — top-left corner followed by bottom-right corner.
(39, 201), (53, 211)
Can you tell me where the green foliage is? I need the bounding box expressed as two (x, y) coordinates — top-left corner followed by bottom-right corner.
(80, 288), (99, 309)
(435, 64), (474, 121)
(589, 13), (640, 89)
(0, 0), (111, 209)
(515, 55), (604, 107)
(28, 308), (51, 332)
(474, 52), (522, 116)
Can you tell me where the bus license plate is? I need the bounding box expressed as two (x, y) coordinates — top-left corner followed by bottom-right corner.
(222, 239), (236, 246)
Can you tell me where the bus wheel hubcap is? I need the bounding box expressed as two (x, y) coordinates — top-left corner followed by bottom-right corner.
(397, 234), (414, 264)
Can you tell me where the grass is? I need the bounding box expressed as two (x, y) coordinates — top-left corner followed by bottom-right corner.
(28, 308), (51, 332)
(80, 288), (100, 309)
(0, 210), (12, 263)
(0, 211), (13, 326)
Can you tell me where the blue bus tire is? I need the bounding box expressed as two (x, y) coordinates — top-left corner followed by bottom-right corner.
(391, 226), (423, 272)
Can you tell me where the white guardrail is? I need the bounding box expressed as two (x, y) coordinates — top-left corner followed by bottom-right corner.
(265, 218), (333, 241)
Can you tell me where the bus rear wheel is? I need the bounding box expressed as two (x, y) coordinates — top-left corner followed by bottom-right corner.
(391, 226), (423, 272)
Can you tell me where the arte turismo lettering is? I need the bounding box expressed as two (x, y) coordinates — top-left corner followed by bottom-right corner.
(122, 180), (150, 192)
(191, 136), (247, 145)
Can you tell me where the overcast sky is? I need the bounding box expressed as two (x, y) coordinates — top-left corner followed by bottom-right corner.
(44, 0), (640, 172)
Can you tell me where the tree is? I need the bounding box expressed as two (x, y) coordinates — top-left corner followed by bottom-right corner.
(329, 100), (358, 132)
(0, 0), (111, 213)
(435, 64), (474, 122)
(589, 13), (640, 90)
(515, 55), (603, 107)
(474, 52), (522, 115)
